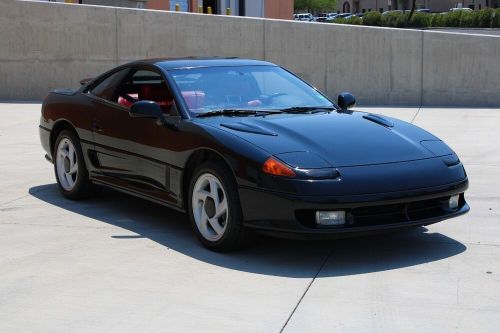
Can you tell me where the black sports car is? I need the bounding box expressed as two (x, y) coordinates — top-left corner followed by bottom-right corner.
(39, 57), (469, 250)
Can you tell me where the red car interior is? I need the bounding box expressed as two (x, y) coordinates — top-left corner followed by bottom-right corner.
(117, 84), (174, 113)
(139, 84), (174, 112)
(117, 94), (138, 108)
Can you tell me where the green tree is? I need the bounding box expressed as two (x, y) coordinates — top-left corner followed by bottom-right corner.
(295, 0), (337, 13)
(407, 0), (416, 22)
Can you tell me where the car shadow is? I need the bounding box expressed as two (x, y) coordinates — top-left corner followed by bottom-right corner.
(29, 184), (467, 278)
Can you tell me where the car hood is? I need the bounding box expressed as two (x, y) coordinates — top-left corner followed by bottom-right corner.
(196, 111), (451, 168)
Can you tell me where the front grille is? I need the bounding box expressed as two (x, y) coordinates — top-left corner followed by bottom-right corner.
(295, 194), (463, 229)
(349, 197), (446, 227)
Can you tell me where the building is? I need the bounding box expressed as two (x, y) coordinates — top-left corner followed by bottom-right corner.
(338, 0), (500, 13)
(147, 0), (293, 19)
(35, 0), (294, 19)
(37, 0), (149, 8)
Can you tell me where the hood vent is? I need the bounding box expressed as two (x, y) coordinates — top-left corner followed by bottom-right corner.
(362, 114), (394, 128)
(221, 122), (278, 136)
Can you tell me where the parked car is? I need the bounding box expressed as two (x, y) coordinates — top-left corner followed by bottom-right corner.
(39, 57), (469, 251)
(316, 13), (338, 22)
(382, 9), (404, 15)
(331, 13), (352, 20)
(343, 13), (363, 20)
(383, 9), (430, 14)
(294, 13), (313, 21)
(450, 7), (472, 12)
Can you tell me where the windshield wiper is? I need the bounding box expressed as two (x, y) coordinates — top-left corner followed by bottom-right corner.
(196, 109), (282, 118)
(280, 106), (336, 113)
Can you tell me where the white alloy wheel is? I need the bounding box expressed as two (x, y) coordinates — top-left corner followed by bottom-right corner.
(55, 137), (78, 191)
(191, 173), (229, 242)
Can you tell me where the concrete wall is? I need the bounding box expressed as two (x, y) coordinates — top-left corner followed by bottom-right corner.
(1, 0), (499, 106)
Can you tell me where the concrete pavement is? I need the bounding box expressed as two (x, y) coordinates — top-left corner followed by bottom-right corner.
(0, 104), (499, 332)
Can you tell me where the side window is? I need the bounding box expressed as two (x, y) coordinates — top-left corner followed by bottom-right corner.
(117, 69), (175, 114)
(88, 68), (130, 102)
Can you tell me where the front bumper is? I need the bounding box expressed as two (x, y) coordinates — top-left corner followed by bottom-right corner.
(39, 125), (52, 159)
(239, 179), (469, 240)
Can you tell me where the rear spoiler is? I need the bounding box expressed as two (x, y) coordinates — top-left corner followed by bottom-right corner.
(80, 78), (93, 86)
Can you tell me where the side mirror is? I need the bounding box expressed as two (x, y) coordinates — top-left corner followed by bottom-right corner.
(337, 92), (356, 110)
(129, 100), (163, 119)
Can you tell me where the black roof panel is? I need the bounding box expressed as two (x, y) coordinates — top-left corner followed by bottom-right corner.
(128, 57), (276, 70)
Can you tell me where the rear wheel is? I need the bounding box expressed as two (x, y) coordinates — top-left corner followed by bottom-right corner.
(53, 129), (97, 199)
(188, 161), (253, 251)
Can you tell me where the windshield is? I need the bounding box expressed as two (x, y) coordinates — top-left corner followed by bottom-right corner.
(168, 65), (334, 116)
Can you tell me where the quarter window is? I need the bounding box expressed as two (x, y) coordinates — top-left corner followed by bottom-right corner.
(88, 68), (130, 102)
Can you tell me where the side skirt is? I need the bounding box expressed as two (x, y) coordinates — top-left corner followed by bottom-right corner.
(91, 178), (187, 214)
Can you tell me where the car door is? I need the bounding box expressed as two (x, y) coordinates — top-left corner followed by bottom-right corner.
(85, 65), (182, 206)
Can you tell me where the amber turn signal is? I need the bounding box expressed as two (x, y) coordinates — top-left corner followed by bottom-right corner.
(262, 158), (296, 177)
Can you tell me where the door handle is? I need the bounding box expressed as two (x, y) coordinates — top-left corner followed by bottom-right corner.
(91, 121), (103, 132)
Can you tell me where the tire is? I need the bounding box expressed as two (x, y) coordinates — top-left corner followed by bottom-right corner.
(53, 129), (98, 200)
(187, 160), (253, 251)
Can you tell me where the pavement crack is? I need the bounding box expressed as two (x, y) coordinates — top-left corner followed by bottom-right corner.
(279, 245), (335, 333)
(467, 242), (500, 247)
(0, 186), (51, 208)
(0, 222), (122, 230)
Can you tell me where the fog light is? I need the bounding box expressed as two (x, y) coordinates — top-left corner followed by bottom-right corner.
(316, 211), (346, 226)
(448, 194), (460, 210)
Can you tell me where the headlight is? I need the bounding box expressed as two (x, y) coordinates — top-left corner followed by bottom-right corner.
(268, 151), (341, 180)
(420, 140), (454, 156)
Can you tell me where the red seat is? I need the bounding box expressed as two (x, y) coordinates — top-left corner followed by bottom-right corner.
(139, 85), (174, 112)
(118, 93), (138, 108)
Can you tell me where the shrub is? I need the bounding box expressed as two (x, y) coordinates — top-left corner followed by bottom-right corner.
(430, 13), (446, 27)
(477, 8), (493, 28)
(345, 16), (362, 25)
(459, 11), (478, 28)
(444, 10), (462, 27)
(331, 17), (346, 24)
(395, 13), (408, 27)
(363, 11), (382, 26)
(408, 12), (431, 28)
(492, 9), (500, 28)
(328, 8), (500, 28)
(381, 12), (403, 27)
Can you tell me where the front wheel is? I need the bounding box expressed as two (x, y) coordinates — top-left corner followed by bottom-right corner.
(188, 161), (253, 251)
(53, 129), (97, 200)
